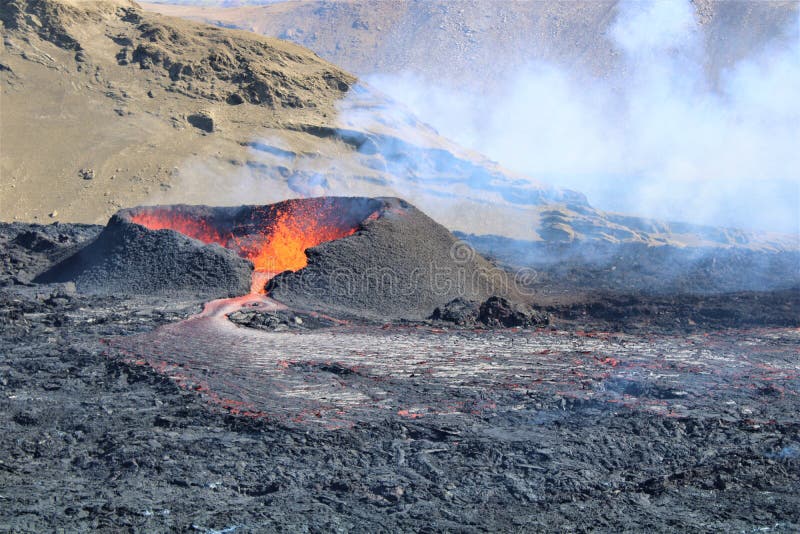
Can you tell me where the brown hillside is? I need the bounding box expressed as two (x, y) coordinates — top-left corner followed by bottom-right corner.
(1, 0), (577, 237)
(141, 0), (799, 89)
(1, 0), (795, 251)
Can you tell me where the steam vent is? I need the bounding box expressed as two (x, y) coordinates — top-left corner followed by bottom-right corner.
(39, 197), (507, 317)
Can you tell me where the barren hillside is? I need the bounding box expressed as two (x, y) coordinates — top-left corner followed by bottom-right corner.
(1, 0), (795, 250)
(0, 0), (348, 219)
(0, 0), (568, 232)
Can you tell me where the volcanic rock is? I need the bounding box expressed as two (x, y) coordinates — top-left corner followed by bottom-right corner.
(3, 247), (800, 531)
(13, 230), (59, 253)
(227, 309), (338, 331)
(478, 296), (549, 328)
(431, 296), (549, 328)
(430, 297), (480, 326)
(1, 222), (102, 288)
(187, 111), (214, 133)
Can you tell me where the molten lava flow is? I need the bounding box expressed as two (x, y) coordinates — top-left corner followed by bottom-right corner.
(129, 202), (363, 294)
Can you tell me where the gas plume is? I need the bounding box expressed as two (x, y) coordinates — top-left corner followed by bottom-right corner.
(365, 0), (800, 234)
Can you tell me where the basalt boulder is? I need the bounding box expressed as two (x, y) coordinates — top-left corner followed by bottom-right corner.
(431, 296), (549, 328)
(478, 296), (549, 328)
(430, 297), (481, 326)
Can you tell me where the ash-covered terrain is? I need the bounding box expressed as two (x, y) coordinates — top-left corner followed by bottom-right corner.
(2, 201), (799, 532)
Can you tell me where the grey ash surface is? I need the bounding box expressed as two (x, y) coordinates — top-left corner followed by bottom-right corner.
(2, 221), (800, 532)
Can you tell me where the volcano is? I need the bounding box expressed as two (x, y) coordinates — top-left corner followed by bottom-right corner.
(39, 197), (508, 317)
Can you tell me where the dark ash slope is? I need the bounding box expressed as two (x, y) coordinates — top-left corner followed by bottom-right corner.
(266, 198), (514, 319)
(36, 214), (253, 298)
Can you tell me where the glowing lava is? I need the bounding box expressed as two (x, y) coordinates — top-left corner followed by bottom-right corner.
(129, 212), (227, 246)
(237, 208), (357, 273)
(128, 200), (364, 294)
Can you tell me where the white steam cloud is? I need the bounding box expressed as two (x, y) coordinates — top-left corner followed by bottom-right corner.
(365, 0), (800, 234)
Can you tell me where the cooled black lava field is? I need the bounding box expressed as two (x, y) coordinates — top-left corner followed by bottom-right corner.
(2, 208), (800, 533)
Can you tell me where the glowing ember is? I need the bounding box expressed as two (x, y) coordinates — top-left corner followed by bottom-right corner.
(128, 200), (365, 294)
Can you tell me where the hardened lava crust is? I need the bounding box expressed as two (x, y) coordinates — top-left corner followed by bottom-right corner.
(2, 216), (799, 532)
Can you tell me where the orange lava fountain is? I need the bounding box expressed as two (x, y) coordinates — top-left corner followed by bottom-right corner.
(129, 201), (362, 294)
(235, 208), (357, 272)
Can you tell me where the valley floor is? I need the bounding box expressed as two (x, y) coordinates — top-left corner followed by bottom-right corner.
(1, 222), (799, 532)
(2, 285), (799, 532)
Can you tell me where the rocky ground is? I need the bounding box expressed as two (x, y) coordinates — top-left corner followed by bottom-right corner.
(2, 221), (800, 532)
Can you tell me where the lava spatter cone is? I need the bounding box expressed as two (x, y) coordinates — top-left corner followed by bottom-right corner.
(38, 197), (514, 317)
(122, 198), (378, 295)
